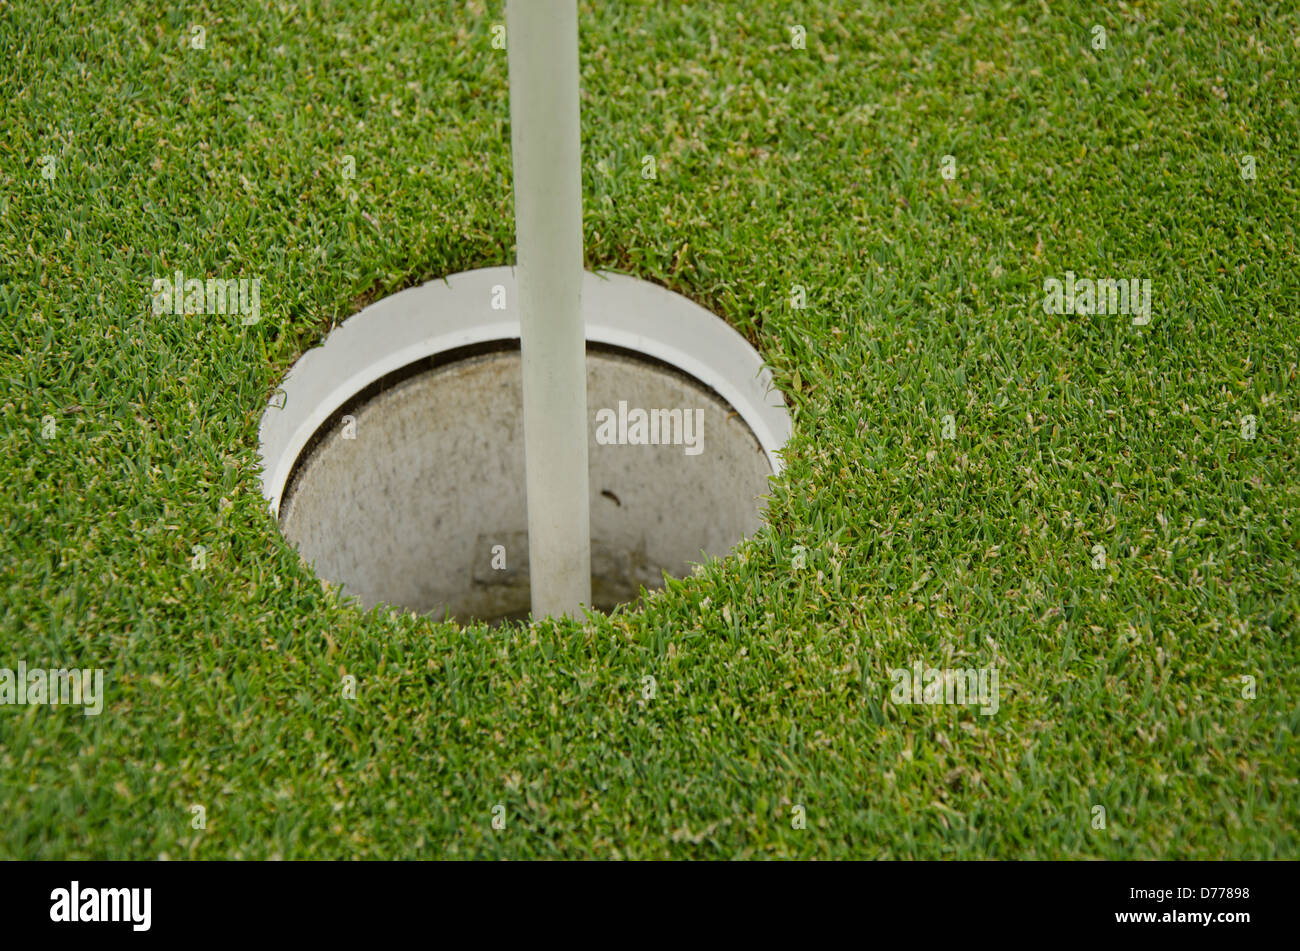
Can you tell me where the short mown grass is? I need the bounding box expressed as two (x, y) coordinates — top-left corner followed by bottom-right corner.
(1, 0), (1297, 858)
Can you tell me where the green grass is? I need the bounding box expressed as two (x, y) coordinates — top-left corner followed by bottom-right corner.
(2, 0), (1297, 858)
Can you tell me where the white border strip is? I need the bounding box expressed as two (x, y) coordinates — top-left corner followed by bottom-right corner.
(257, 267), (792, 515)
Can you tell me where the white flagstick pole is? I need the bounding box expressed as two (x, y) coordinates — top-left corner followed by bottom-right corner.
(506, 0), (591, 618)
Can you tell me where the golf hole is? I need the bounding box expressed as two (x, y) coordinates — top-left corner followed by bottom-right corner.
(259, 268), (791, 625)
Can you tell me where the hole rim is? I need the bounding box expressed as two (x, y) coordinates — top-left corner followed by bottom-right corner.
(258, 267), (791, 516)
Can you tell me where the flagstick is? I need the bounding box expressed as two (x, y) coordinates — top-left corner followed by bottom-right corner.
(506, 0), (591, 618)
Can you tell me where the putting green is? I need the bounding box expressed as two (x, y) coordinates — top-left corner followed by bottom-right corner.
(1, 0), (1296, 859)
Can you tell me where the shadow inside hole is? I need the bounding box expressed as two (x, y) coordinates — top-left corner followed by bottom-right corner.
(277, 343), (775, 626)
